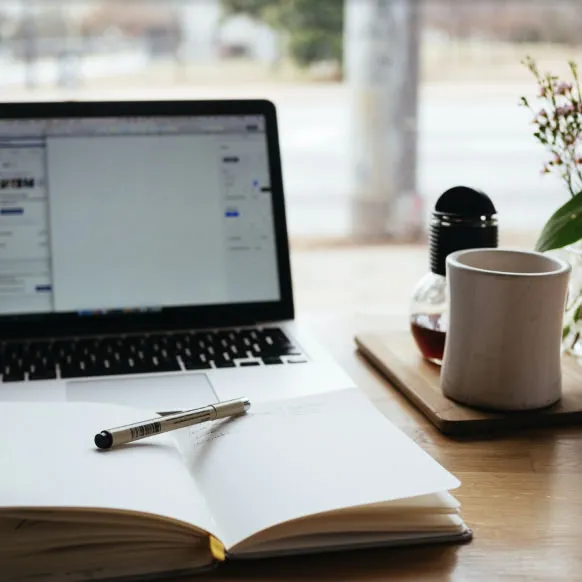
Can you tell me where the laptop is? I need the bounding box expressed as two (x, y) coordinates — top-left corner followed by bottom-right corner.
(0, 99), (355, 412)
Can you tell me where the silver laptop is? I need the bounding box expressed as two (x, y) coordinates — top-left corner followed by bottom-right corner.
(0, 99), (354, 412)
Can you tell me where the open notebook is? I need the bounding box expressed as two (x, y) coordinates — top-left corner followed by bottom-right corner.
(0, 389), (471, 581)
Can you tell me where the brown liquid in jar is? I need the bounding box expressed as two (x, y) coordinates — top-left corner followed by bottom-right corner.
(410, 313), (446, 365)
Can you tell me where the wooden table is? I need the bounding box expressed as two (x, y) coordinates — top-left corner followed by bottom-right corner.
(194, 312), (582, 582)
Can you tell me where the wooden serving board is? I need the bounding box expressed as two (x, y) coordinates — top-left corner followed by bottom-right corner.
(355, 331), (582, 436)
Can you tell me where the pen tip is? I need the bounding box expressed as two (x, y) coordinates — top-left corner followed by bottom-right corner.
(243, 398), (251, 412)
(94, 431), (113, 450)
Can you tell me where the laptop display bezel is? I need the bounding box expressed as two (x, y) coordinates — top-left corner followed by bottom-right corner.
(0, 99), (294, 339)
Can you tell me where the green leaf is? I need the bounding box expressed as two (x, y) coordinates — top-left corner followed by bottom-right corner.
(536, 189), (582, 251)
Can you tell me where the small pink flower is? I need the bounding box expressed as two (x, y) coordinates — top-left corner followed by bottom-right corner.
(555, 104), (575, 117)
(554, 154), (563, 165)
(541, 166), (551, 174)
(539, 87), (547, 98)
(537, 108), (548, 118)
(555, 82), (573, 95)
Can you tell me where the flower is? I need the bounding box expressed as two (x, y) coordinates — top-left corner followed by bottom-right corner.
(556, 104), (576, 117)
(521, 57), (582, 253)
(555, 81), (573, 95)
(521, 57), (581, 197)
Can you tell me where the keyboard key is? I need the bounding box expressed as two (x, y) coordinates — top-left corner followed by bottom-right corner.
(239, 361), (260, 367)
(184, 362), (212, 371)
(159, 359), (181, 373)
(213, 353), (235, 368)
(60, 365), (85, 379)
(261, 356), (283, 365)
(278, 346), (302, 356)
(2, 364), (24, 382)
(152, 356), (181, 373)
(287, 359), (308, 364)
(183, 355), (212, 370)
(29, 368), (57, 381)
(213, 361), (236, 368)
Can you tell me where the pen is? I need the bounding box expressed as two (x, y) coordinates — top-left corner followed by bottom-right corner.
(94, 397), (251, 450)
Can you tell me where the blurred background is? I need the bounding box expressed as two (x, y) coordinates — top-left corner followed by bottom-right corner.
(1, 0), (581, 246)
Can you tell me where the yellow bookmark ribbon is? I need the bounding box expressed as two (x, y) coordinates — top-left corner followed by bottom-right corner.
(209, 536), (226, 562)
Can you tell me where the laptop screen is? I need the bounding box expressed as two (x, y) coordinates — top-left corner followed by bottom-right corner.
(0, 113), (281, 319)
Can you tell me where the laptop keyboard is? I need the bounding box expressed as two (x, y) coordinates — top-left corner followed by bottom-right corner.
(0, 327), (307, 383)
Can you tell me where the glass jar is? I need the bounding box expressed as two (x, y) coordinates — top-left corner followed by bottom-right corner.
(410, 272), (447, 365)
(409, 186), (498, 365)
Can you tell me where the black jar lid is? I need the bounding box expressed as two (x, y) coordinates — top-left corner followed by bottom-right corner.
(430, 186), (498, 276)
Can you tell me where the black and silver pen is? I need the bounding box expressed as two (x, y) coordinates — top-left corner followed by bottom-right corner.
(94, 397), (251, 450)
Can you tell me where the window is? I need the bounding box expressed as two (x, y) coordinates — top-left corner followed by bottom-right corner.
(1, 0), (579, 243)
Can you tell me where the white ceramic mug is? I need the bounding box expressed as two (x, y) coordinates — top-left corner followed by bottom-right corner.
(441, 248), (570, 411)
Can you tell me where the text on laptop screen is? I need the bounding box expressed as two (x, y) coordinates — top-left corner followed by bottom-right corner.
(0, 115), (280, 316)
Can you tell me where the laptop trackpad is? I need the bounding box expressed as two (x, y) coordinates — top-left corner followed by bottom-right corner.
(66, 373), (217, 413)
